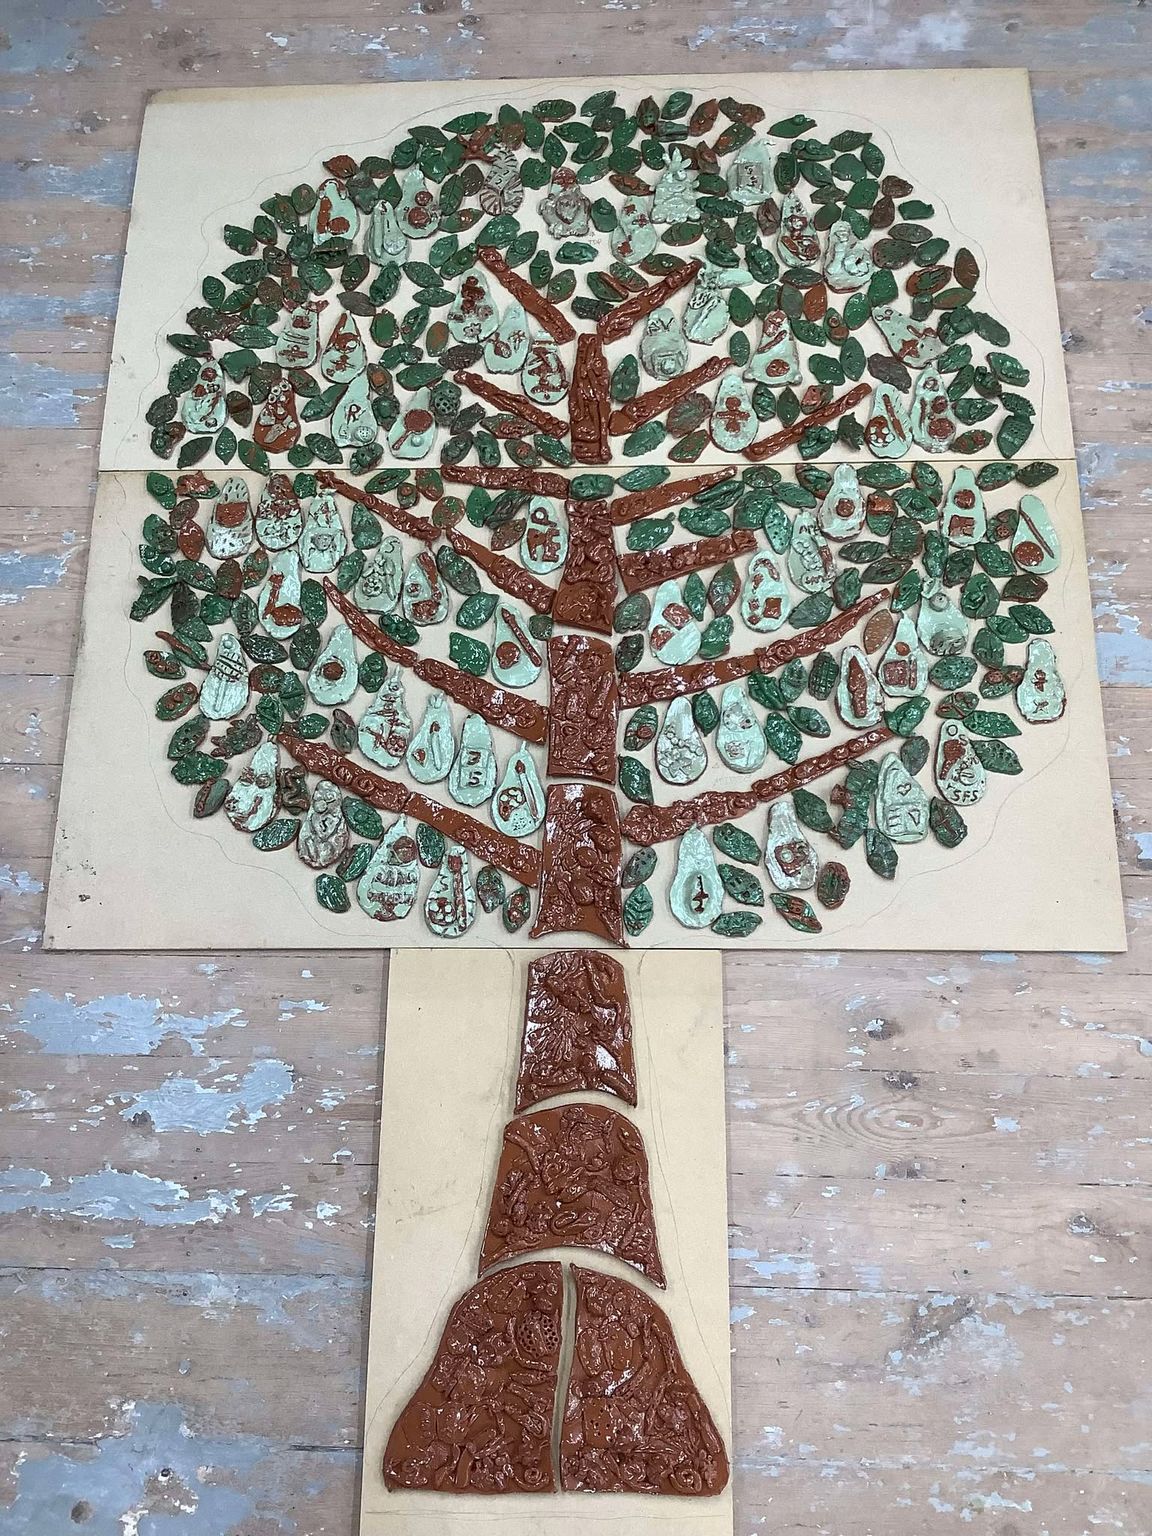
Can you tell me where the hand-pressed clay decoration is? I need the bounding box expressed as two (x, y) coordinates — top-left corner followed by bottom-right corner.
(384, 952), (730, 1498)
(517, 949), (637, 1108)
(133, 87), (1063, 942)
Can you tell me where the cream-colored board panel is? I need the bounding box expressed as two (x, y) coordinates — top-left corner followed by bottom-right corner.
(98, 68), (1073, 470)
(43, 462), (1124, 952)
(359, 947), (733, 1534)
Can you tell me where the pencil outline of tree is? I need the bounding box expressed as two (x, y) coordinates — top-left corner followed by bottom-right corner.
(133, 83), (1063, 943)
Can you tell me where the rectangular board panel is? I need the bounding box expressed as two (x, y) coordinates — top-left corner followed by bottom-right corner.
(99, 70), (1075, 469)
(45, 68), (1125, 952)
(359, 947), (733, 1534)
(45, 463), (1124, 950)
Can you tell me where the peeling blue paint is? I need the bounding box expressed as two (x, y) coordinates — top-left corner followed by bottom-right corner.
(277, 998), (329, 1020)
(4, 765), (49, 800)
(1, 0), (115, 75)
(1091, 557), (1152, 686)
(6, 990), (246, 1055)
(825, 10), (974, 65)
(0, 286), (119, 339)
(1087, 215), (1152, 281)
(10, 1267), (364, 1340)
(0, 547), (76, 602)
(1043, 148), (1152, 206)
(749, 1253), (821, 1286)
(1095, 609), (1152, 686)
(0, 237), (122, 278)
(853, 1264), (886, 1292)
(262, 25), (478, 81)
(687, 14), (830, 54)
(1008, 10), (1145, 59)
(374, 50), (478, 82)
(0, 150), (136, 207)
(712, 6), (1152, 72)
(1079, 443), (1152, 509)
(0, 1401), (290, 1535)
(1033, 78), (1152, 134)
(0, 1167), (239, 1225)
(0, 863), (44, 896)
(249, 1189), (295, 1217)
(0, 354), (105, 427)
(122, 1059), (295, 1133)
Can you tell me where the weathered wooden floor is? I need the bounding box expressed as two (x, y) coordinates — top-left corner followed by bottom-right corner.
(2, 2), (1151, 1532)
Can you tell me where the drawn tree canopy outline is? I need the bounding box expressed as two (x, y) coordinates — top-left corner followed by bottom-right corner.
(131, 85), (1066, 943)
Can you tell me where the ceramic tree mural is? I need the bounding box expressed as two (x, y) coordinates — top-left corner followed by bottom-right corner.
(131, 85), (1065, 943)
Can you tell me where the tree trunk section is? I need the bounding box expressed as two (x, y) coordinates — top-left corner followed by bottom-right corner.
(569, 333), (611, 464)
(547, 635), (619, 784)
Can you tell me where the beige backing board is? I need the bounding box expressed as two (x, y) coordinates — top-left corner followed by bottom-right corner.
(360, 947), (733, 1534)
(101, 69), (1073, 469)
(45, 464), (1124, 951)
(45, 67), (1124, 952)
